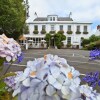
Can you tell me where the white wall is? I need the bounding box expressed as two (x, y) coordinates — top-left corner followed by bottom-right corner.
(28, 22), (92, 48)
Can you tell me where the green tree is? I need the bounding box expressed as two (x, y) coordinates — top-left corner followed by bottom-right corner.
(81, 39), (90, 47)
(54, 33), (66, 49)
(45, 33), (51, 47)
(0, 0), (26, 40)
(23, 25), (29, 34)
(89, 35), (100, 42)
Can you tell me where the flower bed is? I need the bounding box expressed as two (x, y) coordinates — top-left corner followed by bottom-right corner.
(4, 54), (100, 100)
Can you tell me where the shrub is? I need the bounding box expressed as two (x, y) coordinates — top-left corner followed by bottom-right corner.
(86, 42), (96, 50)
(67, 43), (72, 48)
(81, 39), (90, 47)
(67, 31), (72, 34)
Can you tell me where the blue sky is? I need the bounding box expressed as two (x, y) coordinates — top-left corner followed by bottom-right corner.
(27, 0), (100, 33)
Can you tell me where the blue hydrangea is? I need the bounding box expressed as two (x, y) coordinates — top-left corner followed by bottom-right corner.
(89, 48), (100, 60)
(83, 71), (100, 88)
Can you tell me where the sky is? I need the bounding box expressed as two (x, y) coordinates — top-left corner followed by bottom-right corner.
(27, 0), (100, 33)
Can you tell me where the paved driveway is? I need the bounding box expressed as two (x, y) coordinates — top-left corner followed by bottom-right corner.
(2, 49), (100, 75)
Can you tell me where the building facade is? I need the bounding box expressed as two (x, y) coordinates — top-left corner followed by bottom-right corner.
(24, 15), (92, 49)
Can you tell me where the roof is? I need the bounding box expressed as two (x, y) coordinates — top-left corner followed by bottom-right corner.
(58, 17), (73, 21)
(34, 17), (47, 21)
(34, 17), (73, 21)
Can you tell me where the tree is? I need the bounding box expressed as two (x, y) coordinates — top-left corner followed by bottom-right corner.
(45, 33), (51, 47)
(89, 35), (100, 42)
(0, 0), (26, 40)
(23, 25), (29, 34)
(81, 39), (90, 47)
(54, 33), (66, 49)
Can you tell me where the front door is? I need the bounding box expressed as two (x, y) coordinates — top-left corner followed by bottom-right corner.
(50, 38), (55, 48)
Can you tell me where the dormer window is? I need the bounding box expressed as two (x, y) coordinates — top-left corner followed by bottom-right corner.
(50, 17), (52, 21)
(53, 17), (55, 21)
(47, 15), (58, 21)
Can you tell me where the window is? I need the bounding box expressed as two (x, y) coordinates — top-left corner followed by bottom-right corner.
(50, 17), (52, 21)
(67, 37), (71, 44)
(60, 25), (63, 31)
(68, 25), (71, 31)
(42, 25), (46, 30)
(53, 17), (55, 21)
(34, 25), (38, 30)
(51, 25), (55, 31)
(77, 25), (80, 31)
(84, 26), (87, 32)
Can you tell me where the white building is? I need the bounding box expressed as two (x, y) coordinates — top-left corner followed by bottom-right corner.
(95, 25), (100, 36)
(23, 15), (92, 49)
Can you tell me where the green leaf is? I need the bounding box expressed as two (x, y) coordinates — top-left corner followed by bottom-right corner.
(0, 80), (6, 93)
(0, 58), (5, 67)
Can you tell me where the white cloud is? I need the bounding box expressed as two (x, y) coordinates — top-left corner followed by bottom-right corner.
(27, 0), (100, 30)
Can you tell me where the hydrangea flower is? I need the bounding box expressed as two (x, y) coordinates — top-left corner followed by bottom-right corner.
(4, 71), (23, 90)
(5, 54), (100, 100)
(11, 54), (81, 100)
(82, 71), (100, 88)
(79, 85), (100, 100)
(89, 49), (100, 60)
(0, 34), (22, 64)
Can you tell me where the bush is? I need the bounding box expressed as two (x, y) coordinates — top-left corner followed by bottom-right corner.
(81, 39), (90, 47)
(67, 43), (72, 48)
(33, 30), (39, 34)
(86, 43), (96, 50)
(67, 31), (72, 34)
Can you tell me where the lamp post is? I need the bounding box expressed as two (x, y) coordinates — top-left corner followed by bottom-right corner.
(24, 0), (29, 19)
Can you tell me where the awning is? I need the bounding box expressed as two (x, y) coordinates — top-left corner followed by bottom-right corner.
(19, 35), (26, 40)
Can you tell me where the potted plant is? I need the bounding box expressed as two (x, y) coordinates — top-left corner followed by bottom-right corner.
(49, 31), (56, 34)
(41, 30), (46, 34)
(67, 31), (73, 34)
(76, 31), (81, 34)
(57, 30), (64, 34)
(33, 30), (39, 34)
(83, 32), (88, 34)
